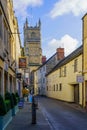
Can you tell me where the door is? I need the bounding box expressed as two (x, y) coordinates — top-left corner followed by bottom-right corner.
(85, 81), (87, 103)
(74, 84), (79, 103)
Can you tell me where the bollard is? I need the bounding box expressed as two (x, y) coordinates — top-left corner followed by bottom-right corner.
(32, 96), (36, 124)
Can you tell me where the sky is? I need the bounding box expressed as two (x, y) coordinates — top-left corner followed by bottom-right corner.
(13, 0), (87, 59)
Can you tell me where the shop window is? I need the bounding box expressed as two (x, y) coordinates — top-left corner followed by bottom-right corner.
(0, 70), (2, 94)
(9, 75), (12, 93)
(4, 71), (8, 93)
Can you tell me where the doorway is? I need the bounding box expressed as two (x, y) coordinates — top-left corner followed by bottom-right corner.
(85, 81), (87, 103)
(74, 84), (79, 104)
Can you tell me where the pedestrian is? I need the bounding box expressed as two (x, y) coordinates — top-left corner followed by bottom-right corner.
(28, 92), (33, 103)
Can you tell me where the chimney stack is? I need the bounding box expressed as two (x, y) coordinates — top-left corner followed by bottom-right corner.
(42, 56), (46, 64)
(56, 48), (64, 60)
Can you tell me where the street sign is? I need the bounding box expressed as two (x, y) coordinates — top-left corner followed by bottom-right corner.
(76, 75), (84, 83)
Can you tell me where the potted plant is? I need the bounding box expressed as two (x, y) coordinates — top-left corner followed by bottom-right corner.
(0, 94), (12, 130)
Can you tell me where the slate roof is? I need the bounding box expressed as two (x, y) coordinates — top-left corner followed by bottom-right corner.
(36, 52), (57, 70)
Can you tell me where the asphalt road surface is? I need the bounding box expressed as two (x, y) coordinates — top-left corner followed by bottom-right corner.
(38, 96), (87, 130)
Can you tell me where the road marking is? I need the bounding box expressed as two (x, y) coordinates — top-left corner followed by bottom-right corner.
(39, 102), (59, 130)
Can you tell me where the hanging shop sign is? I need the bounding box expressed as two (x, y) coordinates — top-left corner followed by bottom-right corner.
(19, 57), (27, 68)
(4, 62), (8, 71)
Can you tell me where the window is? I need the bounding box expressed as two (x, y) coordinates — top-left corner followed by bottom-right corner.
(43, 78), (45, 83)
(0, 12), (2, 39)
(0, 69), (2, 94)
(3, 21), (8, 49)
(59, 68), (62, 77)
(74, 59), (78, 72)
(64, 66), (66, 76)
(56, 84), (58, 91)
(59, 83), (62, 91)
(53, 85), (55, 91)
(26, 48), (29, 53)
(31, 32), (36, 38)
(43, 66), (45, 71)
(47, 86), (48, 91)
(40, 68), (41, 73)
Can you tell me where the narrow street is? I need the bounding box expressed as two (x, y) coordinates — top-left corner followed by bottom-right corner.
(38, 96), (87, 130)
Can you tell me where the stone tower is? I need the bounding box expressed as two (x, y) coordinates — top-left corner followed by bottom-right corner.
(24, 18), (42, 73)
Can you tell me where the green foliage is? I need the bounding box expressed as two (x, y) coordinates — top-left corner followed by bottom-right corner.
(5, 100), (11, 112)
(5, 92), (14, 108)
(5, 92), (11, 100)
(15, 92), (20, 102)
(15, 92), (19, 97)
(12, 93), (17, 106)
(0, 95), (7, 116)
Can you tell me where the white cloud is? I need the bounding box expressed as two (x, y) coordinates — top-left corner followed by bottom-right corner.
(13, 0), (43, 45)
(50, 0), (87, 18)
(13, 0), (43, 18)
(13, 0), (43, 9)
(43, 34), (79, 59)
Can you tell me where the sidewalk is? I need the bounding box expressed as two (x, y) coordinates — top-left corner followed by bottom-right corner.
(64, 102), (87, 113)
(5, 101), (51, 130)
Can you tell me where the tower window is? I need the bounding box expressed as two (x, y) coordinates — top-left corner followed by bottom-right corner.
(31, 32), (36, 38)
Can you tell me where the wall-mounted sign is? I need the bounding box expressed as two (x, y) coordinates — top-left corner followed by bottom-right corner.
(16, 73), (22, 79)
(19, 57), (27, 68)
(76, 75), (84, 83)
(4, 62), (8, 71)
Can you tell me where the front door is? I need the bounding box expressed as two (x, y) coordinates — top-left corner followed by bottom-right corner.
(85, 81), (87, 103)
(74, 84), (79, 104)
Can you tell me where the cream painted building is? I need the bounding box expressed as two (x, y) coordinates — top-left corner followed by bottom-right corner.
(46, 46), (83, 105)
(34, 48), (64, 95)
(0, 0), (22, 97)
(82, 14), (87, 107)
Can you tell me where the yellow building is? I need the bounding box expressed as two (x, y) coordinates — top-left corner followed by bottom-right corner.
(0, 0), (22, 97)
(46, 46), (83, 105)
(82, 13), (87, 107)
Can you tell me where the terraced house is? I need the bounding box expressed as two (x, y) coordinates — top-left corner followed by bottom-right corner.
(46, 46), (83, 105)
(34, 48), (64, 95)
(0, 0), (22, 97)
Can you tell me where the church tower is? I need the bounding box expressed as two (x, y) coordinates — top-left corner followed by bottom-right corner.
(24, 18), (42, 73)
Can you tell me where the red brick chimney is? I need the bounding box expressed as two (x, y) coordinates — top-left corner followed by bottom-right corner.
(42, 56), (46, 64)
(56, 48), (64, 60)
